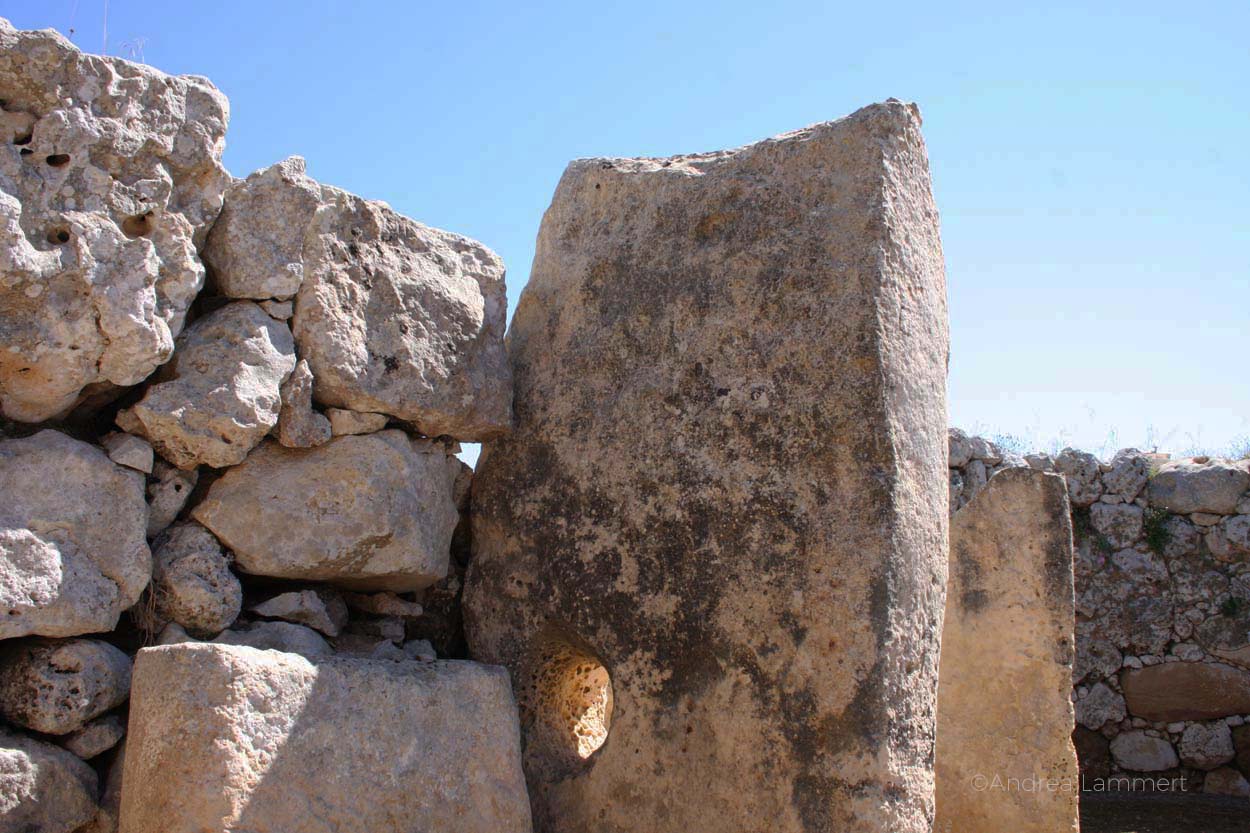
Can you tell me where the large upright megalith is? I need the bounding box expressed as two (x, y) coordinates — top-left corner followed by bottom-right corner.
(935, 468), (1080, 833)
(464, 101), (949, 833)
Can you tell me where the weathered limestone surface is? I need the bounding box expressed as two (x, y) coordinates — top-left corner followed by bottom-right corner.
(1121, 662), (1250, 721)
(0, 21), (228, 422)
(935, 469), (1080, 833)
(0, 638), (131, 734)
(0, 726), (99, 833)
(144, 522), (241, 638)
(1148, 459), (1250, 515)
(251, 589), (348, 637)
(205, 156), (511, 440)
(192, 431), (459, 590)
(120, 643), (532, 833)
(0, 430), (150, 639)
(276, 358), (331, 448)
(116, 301), (296, 469)
(464, 102), (948, 833)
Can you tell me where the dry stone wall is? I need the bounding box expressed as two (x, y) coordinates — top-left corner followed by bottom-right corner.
(0, 19), (528, 833)
(949, 427), (1250, 798)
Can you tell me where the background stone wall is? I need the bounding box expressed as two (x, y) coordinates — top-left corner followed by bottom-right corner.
(949, 428), (1250, 797)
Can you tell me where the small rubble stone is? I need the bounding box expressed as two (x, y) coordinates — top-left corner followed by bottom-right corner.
(276, 359), (332, 448)
(1076, 682), (1127, 730)
(949, 427), (974, 468)
(0, 638), (131, 734)
(404, 639), (437, 662)
(59, 713), (125, 759)
(117, 301), (297, 469)
(327, 407), (390, 436)
(0, 726), (99, 833)
(101, 432), (154, 474)
(251, 589), (348, 637)
(259, 299), (294, 319)
(1054, 448), (1104, 506)
(1104, 449), (1149, 500)
(211, 621), (332, 658)
(1090, 501), (1144, 549)
(1179, 722), (1235, 770)
(1109, 730), (1179, 771)
(144, 522), (242, 638)
(145, 461), (198, 538)
(342, 590), (424, 618)
(1203, 767), (1250, 797)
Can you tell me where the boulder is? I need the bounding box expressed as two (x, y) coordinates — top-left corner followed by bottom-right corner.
(1121, 662), (1250, 721)
(0, 21), (229, 423)
(1109, 731), (1179, 772)
(1075, 682), (1127, 731)
(205, 156), (512, 440)
(59, 713), (125, 759)
(251, 589), (348, 637)
(145, 522), (241, 637)
(0, 726), (99, 833)
(120, 643), (532, 833)
(1149, 459), (1250, 515)
(116, 301), (296, 469)
(211, 621), (332, 657)
(192, 431), (458, 591)
(1179, 722), (1235, 770)
(327, 407), (389, 436)
(464, 102), (949, 833)
(101, 432), (154, 474)
(0, 430), (149, 639)
(1054, 448), (1103, 506)
(1104, 449), (1149, 500)
(936, 469), (1079, 833)
(145, 460), (198, 538)
(0, 638), (131, 734)
(276, 358), (331, 448)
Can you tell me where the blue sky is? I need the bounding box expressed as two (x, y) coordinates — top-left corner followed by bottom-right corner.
(6, 1), (1247, 460)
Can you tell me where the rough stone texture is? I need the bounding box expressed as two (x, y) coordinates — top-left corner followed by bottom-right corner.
(120, 643), (532, 833)
(1054, 448), (1103, 506)
(276, 358), (331, 448)
(1104, 449), (1149, 500)
(1203, 766), (1250, 797)
(211, 620), (331, 657)
(145, 460), (197, 538)
(203, 156), (513, 440)
(116, 301), (296, 469)
(1149, 459), (1250, 515)
(327, 407), (389, 436)
(202, 156), (322, 300)
(342, 590), (423, 618)
(1178, 722), (1235, 770)
(192, 431), (459, 591)
(251, 589), (348, 637)
(1109, 730), (1179, 771)
(1090, 501), (1144, 549)
(935, 469), (1079, 833)
(0, 637), (131, 734)
(79, 741), (125, 833)
(60, 712), (125, 759)
(0, 21), (229, 423)
(1076, 682), (1127, 730)
(0, 726), (99, 833)
(146, 522), (241, 638)
(465, 102), (949, 833)
(1121, 662), (1250, 722)
(0, 430), (149, 639)
(101, 432), (154, 474)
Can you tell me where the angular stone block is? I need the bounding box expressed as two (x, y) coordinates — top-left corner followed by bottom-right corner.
(1121, 661), (1250, 721)
(464, 101), (948, 833)
(119, 643), (531, 833)
(935, 469), (1080, 833)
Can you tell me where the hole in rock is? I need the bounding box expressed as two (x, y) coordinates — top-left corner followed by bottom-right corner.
(45, 153), (71, 167)
(46, 227), (70, 245)
(519, 627), (614, 774)
(12, 131), (31, 146)
(122, 211), (153, 238)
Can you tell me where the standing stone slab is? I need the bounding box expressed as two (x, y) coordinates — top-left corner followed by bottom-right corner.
(464, 101), (948, 833)
(119, 643), (532, 833)
(935, 468), (1080, 833)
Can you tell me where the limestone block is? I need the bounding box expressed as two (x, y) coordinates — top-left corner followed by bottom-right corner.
(119, 643), (532, 833)
(464, 101), (949, 833)
(1121, 662), (1250, 721)
(0, 638), (131, 734)
(1149, 459), (1250, 515)
(0, 727), (98, 833)
(936, 469), (1080, 833)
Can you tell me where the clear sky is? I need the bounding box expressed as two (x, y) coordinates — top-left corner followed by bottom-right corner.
(6, 1), (1247, 461)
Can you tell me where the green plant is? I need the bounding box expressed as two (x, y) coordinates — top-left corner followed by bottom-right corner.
(1142, 507), (1172, 556)
(1221, 597), (1244, 618)
(1071, 505), (1114, 555)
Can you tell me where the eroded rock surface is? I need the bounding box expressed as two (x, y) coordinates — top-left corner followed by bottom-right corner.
(0, 726), (99, 833)
(144, 522), (241, 638)
(0, 430), (149, 639)
(120, 643), (532, 833)
(936, 469), (1080, 833)
(0, 637), (130, 734)
(464, 101), (949, 833)
(0, 21), (228, 422)
(117, 301), (296, 469)
(193, 431), (459, 590)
